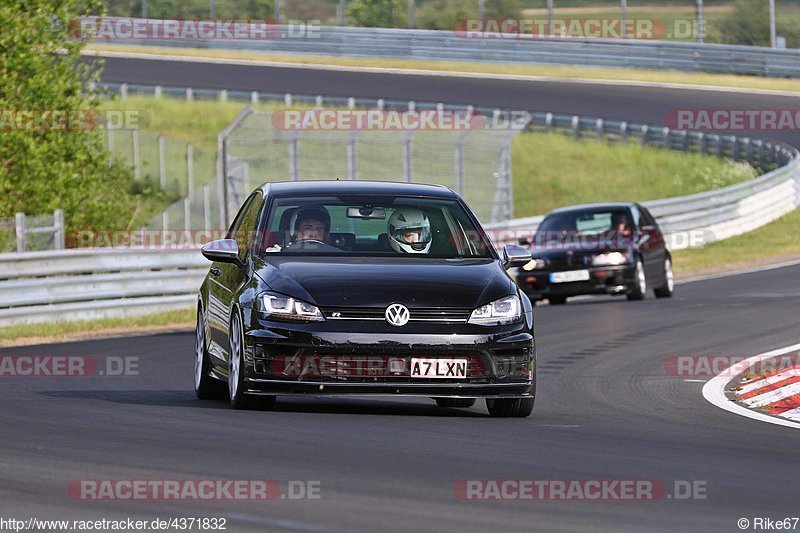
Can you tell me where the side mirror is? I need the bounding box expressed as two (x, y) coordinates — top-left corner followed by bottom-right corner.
(502, 244), (532, 270)
(201, 239), (242, 265)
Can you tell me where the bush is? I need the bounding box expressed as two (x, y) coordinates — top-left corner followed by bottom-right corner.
(346, 0), (406, 28)
(417, 0), (521, 30)
(0, 1), (142, 233)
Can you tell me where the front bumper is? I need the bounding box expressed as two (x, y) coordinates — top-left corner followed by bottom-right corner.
(517, 264), (636, 299)
(239, 310), (535, 398)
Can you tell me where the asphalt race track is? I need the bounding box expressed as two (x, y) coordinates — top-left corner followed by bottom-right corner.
(2, 264), (799, 532)
(91, 55), (800, 148)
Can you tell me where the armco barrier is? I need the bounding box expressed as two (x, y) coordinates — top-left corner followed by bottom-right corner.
(0, 249), (206, 327)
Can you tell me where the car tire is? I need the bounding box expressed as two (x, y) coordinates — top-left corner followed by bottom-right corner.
(434, 398), (476, 408)
(228, 311), (276, 411)
(485, 397), (535, 418)
(547, 296), (567, 305)
(654, 257), (675, 298)
(626, 259), (647, 301)
(195, 307), (226, 400)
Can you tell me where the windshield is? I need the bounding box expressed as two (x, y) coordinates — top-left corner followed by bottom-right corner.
(534, 208), (634, 245)
(256, 195), (495, 259)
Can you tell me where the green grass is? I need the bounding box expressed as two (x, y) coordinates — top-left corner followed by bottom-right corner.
(512, 132), (757, 216)
(0, 308), (195, 345)
(672, 207), (800, 274)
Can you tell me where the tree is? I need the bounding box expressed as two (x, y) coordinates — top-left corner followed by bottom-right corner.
(715, 0), (770, 47)
(346, 0), (405, 28)
(0, 0), (140, 233)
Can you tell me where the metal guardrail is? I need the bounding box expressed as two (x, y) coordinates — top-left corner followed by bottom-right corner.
(103, 22), (800, 78)
(0, 249), (206, 326)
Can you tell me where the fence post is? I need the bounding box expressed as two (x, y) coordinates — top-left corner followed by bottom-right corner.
(187, 144), (194, 197)
(377, 98), (385, 111)
(641, 125), (649, 145)
(316, 95), (323, 107)
(289, 132), (299, 181)
(120, 83), (128, 101)
(571, 115), (580, 140)
(132, 128), (141, 180)
(251, 91), (259, 105)
(184, 197), (191, 232)
(745, 138), (753, 166)
(620, 121), (628, 143)
(408, 101), (416, 112)
(545, 112), (553, 131)
(53, 209), (65, 250)
(662, 127), (670, 148)
(15, 212), (26, 253)
(162, 210), (169, 231)
(347, 131), (358, 180)
(186, 88), (193, 102)
(219, 89), (228, 103)
(158, 134), (167, 190)
(699, 132), (706, 154)
(403, 131), (414, 183)
(348, 97), (356, 109)
(284, 93), (293, 106)
(595, 118), (604, 139)
(154, 85), (162, 99)
(106, 119), (114, 166)
(203, 184), (211, 231)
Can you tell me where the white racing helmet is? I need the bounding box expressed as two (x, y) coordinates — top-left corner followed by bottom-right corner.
(388, 207), (431, 254)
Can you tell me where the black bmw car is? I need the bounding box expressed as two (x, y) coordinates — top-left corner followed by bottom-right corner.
(195, 181), (537, 417)
(515, 202), (674, 305)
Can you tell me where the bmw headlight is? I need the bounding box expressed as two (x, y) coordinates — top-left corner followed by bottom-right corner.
(591, 252), (629, 266)
(469, 295), (522, 326)
(522, 258), (547, 271)
(260, 293), (324, 322)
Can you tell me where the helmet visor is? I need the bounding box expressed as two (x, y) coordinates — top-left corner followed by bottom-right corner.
(392, 225), (431, 250)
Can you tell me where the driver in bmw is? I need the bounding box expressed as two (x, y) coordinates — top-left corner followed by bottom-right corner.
(388, 207), (431, 254)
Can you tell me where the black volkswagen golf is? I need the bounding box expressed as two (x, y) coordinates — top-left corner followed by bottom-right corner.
(195, 181), (537, 417)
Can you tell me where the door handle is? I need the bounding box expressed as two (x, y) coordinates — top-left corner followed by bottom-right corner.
(210, 267), (221, 276)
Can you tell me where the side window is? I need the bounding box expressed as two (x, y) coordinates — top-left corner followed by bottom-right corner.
(226, 194), (257, 240)
(638, 206), (657, 229)
(236, 194), (265, 259)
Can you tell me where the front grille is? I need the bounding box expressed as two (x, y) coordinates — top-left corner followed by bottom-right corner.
(321, 306), (472, 323)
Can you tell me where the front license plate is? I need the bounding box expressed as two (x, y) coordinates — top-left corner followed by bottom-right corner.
(410, 358), (468, 379)
(550, 269), (590, 283)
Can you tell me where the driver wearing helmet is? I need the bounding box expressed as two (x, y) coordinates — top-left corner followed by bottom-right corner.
(388, 207), (431, 254)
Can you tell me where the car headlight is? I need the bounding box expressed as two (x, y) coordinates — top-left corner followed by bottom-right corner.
(591, 252), (629, 266)
(468, 295), (522, 326)
(260, 293), (324, 322)
(522, 258), (547, 271)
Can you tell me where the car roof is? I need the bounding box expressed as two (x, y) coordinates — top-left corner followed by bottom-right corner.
(547, 202), (638, 215)
(260, 180), (457, 198)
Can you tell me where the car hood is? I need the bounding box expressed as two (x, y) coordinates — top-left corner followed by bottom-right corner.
(253, 256), (513, 308)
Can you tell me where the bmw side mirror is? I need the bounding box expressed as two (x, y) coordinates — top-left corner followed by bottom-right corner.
(201, 239), (242, 266)
(502, 244), (532, 269)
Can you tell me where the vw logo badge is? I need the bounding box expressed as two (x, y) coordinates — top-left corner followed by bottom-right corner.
(385, 303), (410, 327)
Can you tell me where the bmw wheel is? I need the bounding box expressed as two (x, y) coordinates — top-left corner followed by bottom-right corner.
(654, 257), (675, 298)
(626, 259), (647, 301)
